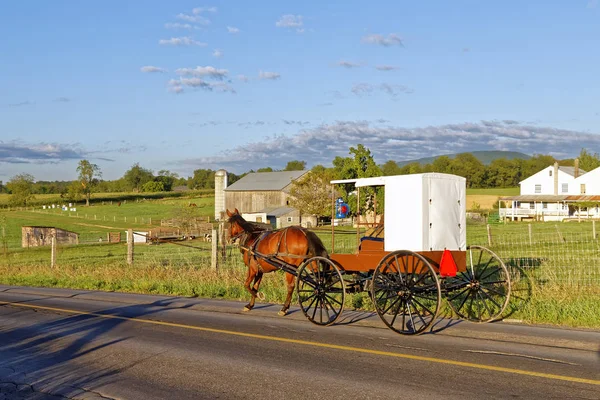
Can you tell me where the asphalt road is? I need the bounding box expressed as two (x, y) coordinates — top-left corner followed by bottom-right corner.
(0, 285), (598, 400)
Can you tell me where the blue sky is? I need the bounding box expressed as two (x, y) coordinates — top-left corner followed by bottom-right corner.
(1, 0), (599, 181)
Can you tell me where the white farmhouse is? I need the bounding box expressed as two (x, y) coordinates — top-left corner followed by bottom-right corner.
(519, 162), (582, 195)
(499, 160), (600, 221)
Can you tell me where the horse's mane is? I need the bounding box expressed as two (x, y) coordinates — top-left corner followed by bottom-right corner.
(229, 214), (271, 233)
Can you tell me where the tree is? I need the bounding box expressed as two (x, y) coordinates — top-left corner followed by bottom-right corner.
(289, 166), (337, 216)
(77, 159), (102, 206)
(284, 160), (306, 171)
(141, 181), (165, 192)
(486, 158), (521, 188)
(123, 163), (154, 192)
(381, 160), (401, 176)
(188, 169), (215, 190)
(430, 155), (452, 174)
(155, 170), (178, 191)
(256, 167), (274, 173)
(449, 153), (485, 188)
(578, 148), (600, 172)
(66, 181), (83, 202)
(6, 173), (35, 206)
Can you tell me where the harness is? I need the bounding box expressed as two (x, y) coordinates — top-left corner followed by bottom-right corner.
(237, 227), (310, 272)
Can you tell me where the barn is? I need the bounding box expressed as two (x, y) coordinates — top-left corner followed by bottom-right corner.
(222, 170), (313, 227)
(22, 226), (79, 248)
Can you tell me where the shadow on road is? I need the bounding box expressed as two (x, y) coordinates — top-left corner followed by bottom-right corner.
(0, 297), (196, 397)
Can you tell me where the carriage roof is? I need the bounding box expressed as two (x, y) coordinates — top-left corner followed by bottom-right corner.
(331, 173), (467, 252)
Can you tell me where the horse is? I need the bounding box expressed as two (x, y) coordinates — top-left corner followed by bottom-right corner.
(226, 208), (328, 316)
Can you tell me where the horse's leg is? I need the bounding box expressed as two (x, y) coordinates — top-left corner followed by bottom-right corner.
(252, 270), (264, 300)
(279, 272), (296, 316)
(243, 265), (258, 312)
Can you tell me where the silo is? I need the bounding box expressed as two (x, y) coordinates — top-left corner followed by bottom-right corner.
(214, 169), (228, 220)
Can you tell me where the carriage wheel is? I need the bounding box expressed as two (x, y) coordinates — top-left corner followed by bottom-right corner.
(445, 245), (511, 322)
(296, 257), (346, 326)
(371, 251), (441, 335)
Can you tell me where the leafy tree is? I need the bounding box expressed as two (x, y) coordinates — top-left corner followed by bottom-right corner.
(284, 160), (306, 171)
(188, 169), (215, 190)
(399, 162), (422, 175)
(65, 181), (83, 202)
(430, 155), (452, 173)
(449, 153), (485, 188)
(6, 173), (35, 206)
(123, 163), (154, 192)
(77, 159), (102, 206)
(522, 154), (556, 178)
(141, 181), (165, 192)
(155, 170), (178, 191)
(381, 160), (401, 176)
(486, 158), (521, 188)
(256, 167), (274, 173)
(578, 148), (600, 172)
(289, 166), (337, 217)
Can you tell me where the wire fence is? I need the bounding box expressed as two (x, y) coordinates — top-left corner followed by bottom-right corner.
(1, 225), (599, 293)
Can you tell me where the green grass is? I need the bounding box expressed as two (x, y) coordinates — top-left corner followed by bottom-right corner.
(466, 187), (519, 196)
(0, 196), (599, 328)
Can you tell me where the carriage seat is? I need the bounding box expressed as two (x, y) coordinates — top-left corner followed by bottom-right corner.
(359, 236), (384, 252)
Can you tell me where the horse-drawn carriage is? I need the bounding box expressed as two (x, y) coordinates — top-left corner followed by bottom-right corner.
(227, 173), (511, 335)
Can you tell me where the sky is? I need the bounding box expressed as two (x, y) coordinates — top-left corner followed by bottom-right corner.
(1, 0), (599, 181)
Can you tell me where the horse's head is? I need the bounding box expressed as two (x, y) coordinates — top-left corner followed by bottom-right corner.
(226, 208), (245, 241)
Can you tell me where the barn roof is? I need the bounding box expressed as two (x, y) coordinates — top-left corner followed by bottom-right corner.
(225, 170), (308, 191)
(258, 206), (297, 217)
(499, 195), (600, 202)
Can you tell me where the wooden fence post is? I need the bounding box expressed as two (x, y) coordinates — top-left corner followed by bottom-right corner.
(211, 228), (218, 270)
(528, 224), (533, 246)
(486, 224), (493, 246)
(51, 236), (57, 268)
(219, 222), (227, 261)
(593, 220), (597, 239)
(127, 229), (134, 265)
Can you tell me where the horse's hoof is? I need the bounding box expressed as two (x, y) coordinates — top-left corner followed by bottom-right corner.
(278, 310), (287, 316)
(243, 306), (251, 312)
(257, 292), (266, 300)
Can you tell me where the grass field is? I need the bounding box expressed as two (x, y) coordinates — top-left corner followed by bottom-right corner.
(1, 192), (598, 328)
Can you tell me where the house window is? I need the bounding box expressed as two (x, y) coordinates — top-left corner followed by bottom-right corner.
(287, 217), (293, 222)
(543, 202), (548, 209)
(534, 184), (541, 194)
(581, 184), (586, 194)
(529, 203), (535, 209)
(549, 170), (552, 177)
(562, 183), (568, 193)
(256, 217), (262, 223)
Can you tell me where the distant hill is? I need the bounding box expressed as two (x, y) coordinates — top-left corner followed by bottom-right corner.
(397, 151), (531, 166)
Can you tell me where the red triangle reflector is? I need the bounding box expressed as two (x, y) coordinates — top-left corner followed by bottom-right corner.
(440, 249), (458, 277)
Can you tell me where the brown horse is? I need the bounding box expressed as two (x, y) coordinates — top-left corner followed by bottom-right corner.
(226, 208), (328, 315)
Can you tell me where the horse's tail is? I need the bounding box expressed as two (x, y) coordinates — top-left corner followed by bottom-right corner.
(305, 229), (329, 258)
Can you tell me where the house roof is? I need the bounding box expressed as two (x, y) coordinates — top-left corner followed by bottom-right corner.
(559, 166), (586, 177)
(500, 195), (600, 202)
(224, 170), (308, 191)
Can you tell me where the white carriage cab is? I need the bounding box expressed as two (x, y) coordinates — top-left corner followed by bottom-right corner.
(332, 173), (467, 252)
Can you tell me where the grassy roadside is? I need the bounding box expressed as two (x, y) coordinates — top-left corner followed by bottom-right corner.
(0, 256), (597, 329)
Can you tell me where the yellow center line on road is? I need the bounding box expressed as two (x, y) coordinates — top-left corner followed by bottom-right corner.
(2, 300), (599, 386)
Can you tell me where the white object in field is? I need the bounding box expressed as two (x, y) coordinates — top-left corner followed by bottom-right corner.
(125, 231), (148, 243)
(332, 173), (466, 252)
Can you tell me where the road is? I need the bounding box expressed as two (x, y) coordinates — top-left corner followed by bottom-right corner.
(0, 285), (598, 400)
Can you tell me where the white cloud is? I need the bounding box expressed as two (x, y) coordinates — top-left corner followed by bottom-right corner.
(237, 74), (249, 82)
(227, 26), (240, 34)
(362, 33), (404, 47)
(8, 101), (34, 108)
(275, 14), (304, 33)
(176, 13), (210, 25)
(176, 120), (600, 172)
(165, 22), (195, 30)
(158, 37), (207, 46)
(258, 70), (281, 80)
(193, 6), (217, 14)
(141, 66), (167, 73)
(168, 78), (235, 94)
(175, 66), (228, 80)
(212, 49), (223, 58)
(337, 60), (361, 68)
(351, 83), (413, 97)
